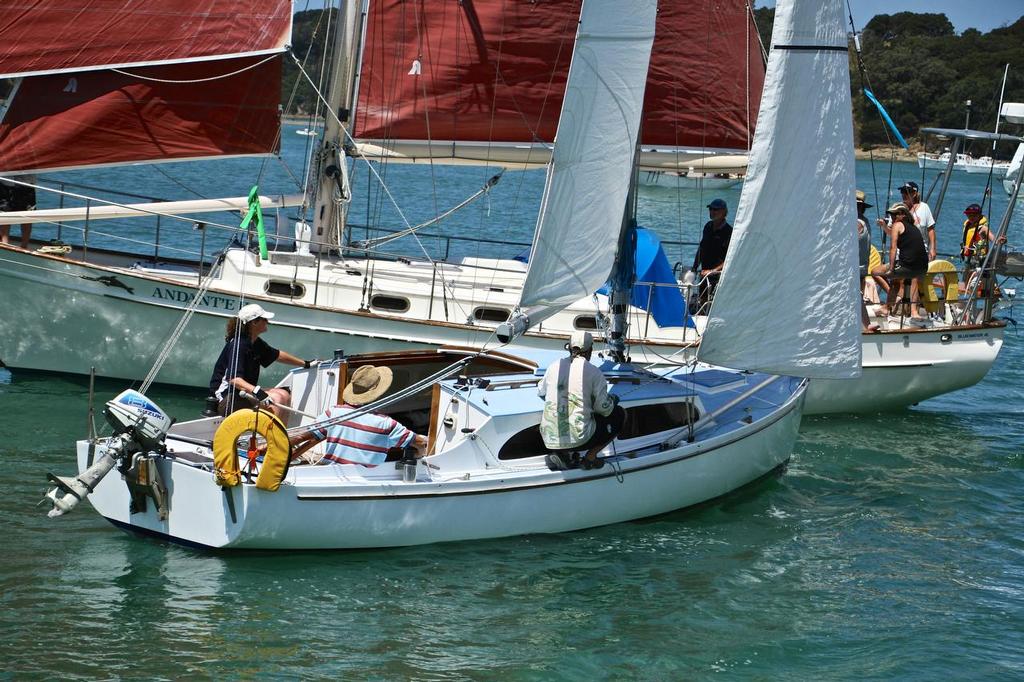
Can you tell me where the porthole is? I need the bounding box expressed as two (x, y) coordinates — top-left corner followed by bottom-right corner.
(573, 315), (598, 330)
(265, 280), (305, 298)
(473, 307), (510, 323)
(371, 294), (411, 313)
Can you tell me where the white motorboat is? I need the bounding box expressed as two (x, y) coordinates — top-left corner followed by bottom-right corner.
(295, 128), (317, 137)
(44, 0), (863, 549)
(918, 150), (1011, 176)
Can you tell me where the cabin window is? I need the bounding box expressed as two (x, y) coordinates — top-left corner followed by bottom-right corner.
(620, 401), (699, 439)
(573, 315), (599, 330)
(498, 425), (547, 460)
(371, 294), (411, 313)
(265, 280), (305, 298)
(473, 307), (510, 323)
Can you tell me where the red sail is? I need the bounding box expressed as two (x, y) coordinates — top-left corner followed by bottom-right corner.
(0, 56), (282, 174)
(0, 0), (291, 78)
(354, 0), (764, 153)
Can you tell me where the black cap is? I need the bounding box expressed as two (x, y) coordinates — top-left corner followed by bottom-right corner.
(706, 198), (727, 210)
(898, 181), (919, 193)
(964, 203), (983, 215)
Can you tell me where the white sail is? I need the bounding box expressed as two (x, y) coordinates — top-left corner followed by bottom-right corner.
(516, 0), (657, 323)
(697, 0), (862, 379)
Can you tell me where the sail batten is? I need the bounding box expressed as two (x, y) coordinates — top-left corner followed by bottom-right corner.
(515, 0), (656, 324)
(696, 0), (862, 379)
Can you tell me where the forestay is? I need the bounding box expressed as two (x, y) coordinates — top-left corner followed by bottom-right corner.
(697, 0), (862, 379)
(516, 0), (657, 322)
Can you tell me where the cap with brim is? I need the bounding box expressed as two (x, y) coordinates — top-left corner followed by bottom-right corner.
(898, 181), (919, 193)
(343, 365), (394, 406)
(886, 202), (910, 215)
(238, 303), (275, 324)
(569, 330), (593, 352)
(964, 203), (983, 215)
(706, 198), (727, 210)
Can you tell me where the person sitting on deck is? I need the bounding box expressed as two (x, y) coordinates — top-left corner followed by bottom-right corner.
(0, 176), (36, 249)
(856, 190), (881, 332)
(289, 365), (427, 466)
(539, 331), (625, 471)
(207, 303), (310, 418)
(870, 202), (928, 322)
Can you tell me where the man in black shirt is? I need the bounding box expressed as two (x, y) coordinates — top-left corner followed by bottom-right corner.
(208, 303), (311, 417)
(691, 198), (733, 311)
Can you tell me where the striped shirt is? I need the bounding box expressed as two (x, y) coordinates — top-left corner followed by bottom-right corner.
(309, 404), (414, 466)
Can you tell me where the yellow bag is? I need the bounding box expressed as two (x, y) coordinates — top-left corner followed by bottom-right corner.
(212, 409), (292, 491)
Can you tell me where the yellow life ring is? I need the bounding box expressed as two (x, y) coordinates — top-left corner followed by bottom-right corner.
(212, 409), (292, 491)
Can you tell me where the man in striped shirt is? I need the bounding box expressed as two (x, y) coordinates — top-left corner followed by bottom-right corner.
(290, 365), (427, 466)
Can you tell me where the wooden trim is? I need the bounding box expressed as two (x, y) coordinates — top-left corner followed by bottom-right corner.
(426, 383), (441, 456)
(335, 362), (348, 407)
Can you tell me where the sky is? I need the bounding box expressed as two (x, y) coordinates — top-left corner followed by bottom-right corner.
(755, 0), (1023, 34)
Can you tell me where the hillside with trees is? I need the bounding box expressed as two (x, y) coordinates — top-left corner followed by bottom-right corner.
(754, 8), (1024, 154)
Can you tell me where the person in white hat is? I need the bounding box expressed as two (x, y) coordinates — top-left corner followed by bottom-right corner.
(537, 331), (624, 470)
(289, 364), (427, 466)
(207, 303), (313, 417)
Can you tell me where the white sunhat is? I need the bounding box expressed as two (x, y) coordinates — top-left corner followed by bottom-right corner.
(238, 303), (275, 324)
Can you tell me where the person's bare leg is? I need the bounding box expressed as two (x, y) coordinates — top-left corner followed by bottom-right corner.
(19, 223), (30, 249)
(0, 225), (9, 245)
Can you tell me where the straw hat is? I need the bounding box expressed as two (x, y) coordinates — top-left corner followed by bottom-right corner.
(343, 365), (394, 406)
(855, 189), (872, 208)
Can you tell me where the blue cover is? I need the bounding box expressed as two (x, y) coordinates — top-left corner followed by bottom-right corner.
(598, 227), (693, 328)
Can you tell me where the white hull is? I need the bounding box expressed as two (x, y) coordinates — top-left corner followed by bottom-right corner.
(639, 170), (742, 189)
(76, 380), (804, 550)
(918, 153), (1009, 177)
(804, 325), (1003, 414)
(0, 245), (1004, 413)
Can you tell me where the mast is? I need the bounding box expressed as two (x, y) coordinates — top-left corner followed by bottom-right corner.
(605, 150), (641, 363)
(309, 0), (364, 252)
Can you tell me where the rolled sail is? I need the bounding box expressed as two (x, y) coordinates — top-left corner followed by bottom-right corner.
(697, 0), (862, 379)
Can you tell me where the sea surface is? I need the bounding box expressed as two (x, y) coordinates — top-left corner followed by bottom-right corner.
(1, 128), (1023, 678)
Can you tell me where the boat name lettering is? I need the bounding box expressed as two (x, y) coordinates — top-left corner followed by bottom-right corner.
(954, 332), (988, 340)
(151, 287), (238, 310)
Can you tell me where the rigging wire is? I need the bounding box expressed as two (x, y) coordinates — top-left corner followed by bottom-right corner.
(846, 1), (896, 249)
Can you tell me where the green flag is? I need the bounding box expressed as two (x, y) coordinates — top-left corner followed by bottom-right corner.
(239, 185), (268, 260)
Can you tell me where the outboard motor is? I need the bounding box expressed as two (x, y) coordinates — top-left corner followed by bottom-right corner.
(44, 390), (172, 517)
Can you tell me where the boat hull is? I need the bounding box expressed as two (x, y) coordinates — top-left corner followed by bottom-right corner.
(77, 387), (804, 549)
(0, 246), (1005, 413)
(804, 324), (1004, 414)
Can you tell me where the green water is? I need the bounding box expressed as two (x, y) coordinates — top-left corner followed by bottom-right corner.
(2, 141), (1023, 677)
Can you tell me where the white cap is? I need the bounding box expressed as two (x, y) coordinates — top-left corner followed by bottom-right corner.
(238, 303), (275, 324)
(569, 330), (593, 352)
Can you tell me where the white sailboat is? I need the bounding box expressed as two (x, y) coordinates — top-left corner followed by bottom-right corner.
(0, 0), (1007, 415)
(44, 0), (856, 550)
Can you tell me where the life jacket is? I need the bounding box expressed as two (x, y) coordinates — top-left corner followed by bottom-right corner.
(961, 216), (989, 258)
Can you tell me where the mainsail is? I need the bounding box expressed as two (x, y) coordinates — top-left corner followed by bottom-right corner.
(511, 0), (656, 327)
(697, 0), (862, 379)
(0, 1), (291, 174)
(352, 0), (762, 168)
